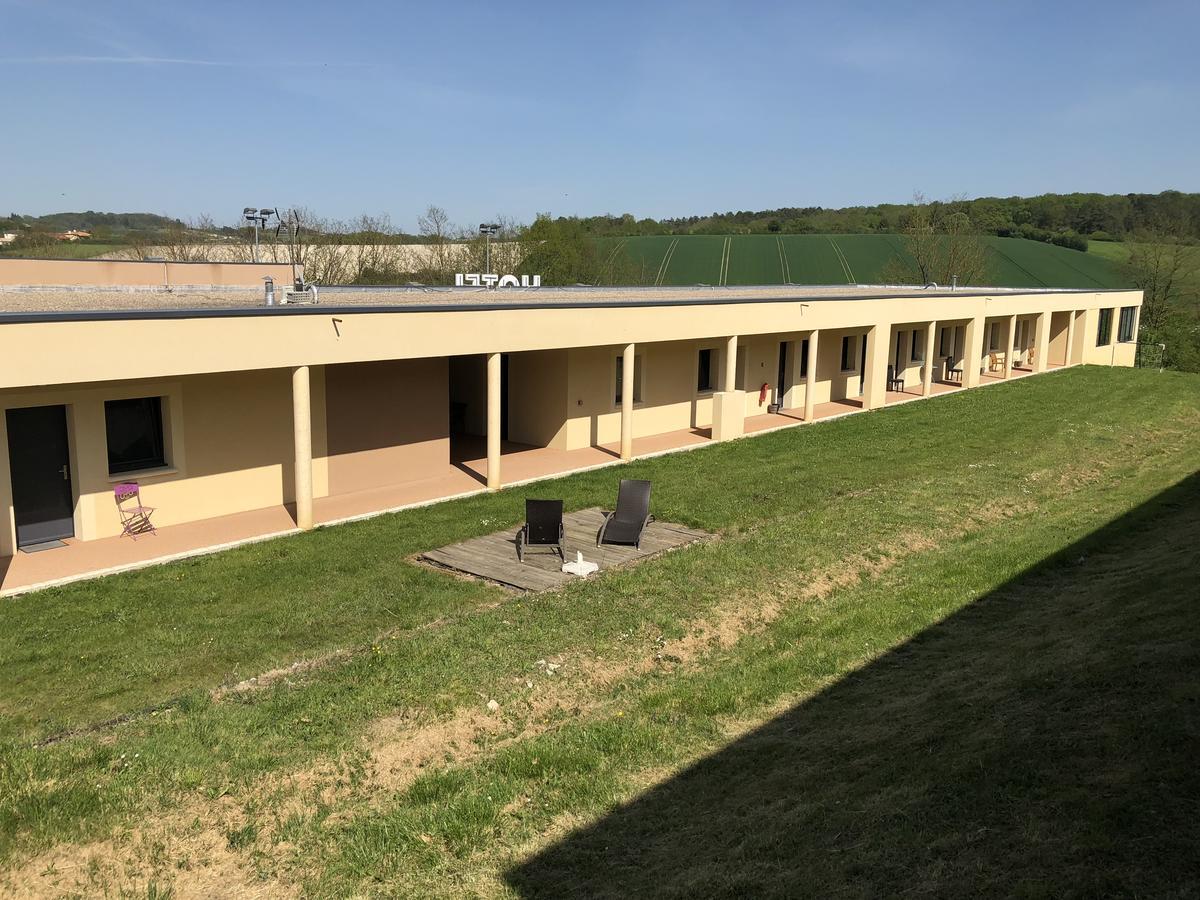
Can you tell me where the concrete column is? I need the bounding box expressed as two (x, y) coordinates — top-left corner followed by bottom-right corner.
(964, 316), (985, 388)
(922, 321), (937, 395)
(1003, 315), (1017, 378)
(292, 365), (314, 530)
(723, 334), (738, 391)
(711, 334), (745, 441)
(1032, 312), (1050, 373)
(1065, 310), (1077, 366)
(862, 325), (890, 410)
(620, 343), (635, 461)
(486, 352), (502, 491)
(803, 330), (819, 421)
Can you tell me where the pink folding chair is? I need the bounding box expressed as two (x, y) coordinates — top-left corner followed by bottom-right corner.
(114, 482), (157, 540)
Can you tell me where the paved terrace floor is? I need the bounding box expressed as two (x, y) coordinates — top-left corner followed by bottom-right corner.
(0, 365), (1061, 596)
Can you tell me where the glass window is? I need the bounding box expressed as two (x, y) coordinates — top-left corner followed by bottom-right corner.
(840, 335), (856, 372)
(614, 355), (643, 404)
(989, 322), (1002, 351)
(1096, 308), (1114, 347)
(105, 397), (166, 475)
(697, 348), (714, 393)
(799, 338), (809, 377)
(1118, 307), (1137, 343)
(911, 329), (923, 361)
(939, 326), (952, 356)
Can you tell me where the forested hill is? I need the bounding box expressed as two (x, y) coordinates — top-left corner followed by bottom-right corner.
(570, 191), (1200, 242)
(0, 211), (182, 234)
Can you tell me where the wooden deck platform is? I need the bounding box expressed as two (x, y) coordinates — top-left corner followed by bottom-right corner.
(420, 506), (711, 591)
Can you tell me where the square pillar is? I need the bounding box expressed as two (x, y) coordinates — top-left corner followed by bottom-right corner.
(723, 335), (739, 392)
(803, 330), (820, 422)
(1003, 315), (1017, 378)
(292, 365), (314, 530)
(1032, 312), (1050, 373)
(620, 343), (635, 461)
(922, 321), (937, 395)
(487, 352), (502, 490)
(964, 316), (985, 388)
(1065, 310), (1077, 366)
(711, 389), (745, 441)
(862, 325), (890, 410)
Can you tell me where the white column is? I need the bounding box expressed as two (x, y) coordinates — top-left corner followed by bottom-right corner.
(1033, 312), (1050, 373)
(862, 325), (890, 410)
(964, 316), (985, 388)
(620, 343), (635, 461)
(292, 365), (313, 530)
(1004, 314), (1017, 379)
(723, 335), (738, 391)
(486, 352), (501, 490)
(1065, 311), (1077, 366)
(803, 330), (819, 421)
(922, 321), (937, 395)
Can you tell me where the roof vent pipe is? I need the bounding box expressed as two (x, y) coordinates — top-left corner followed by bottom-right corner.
(263, 276), (275, 306)
(951, 275), (958, 291)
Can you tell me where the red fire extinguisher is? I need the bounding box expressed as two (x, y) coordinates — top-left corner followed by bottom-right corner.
(759, 382), (770, 405)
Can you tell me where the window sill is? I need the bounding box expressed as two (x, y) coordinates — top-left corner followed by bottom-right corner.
(107, 465), (178, 484)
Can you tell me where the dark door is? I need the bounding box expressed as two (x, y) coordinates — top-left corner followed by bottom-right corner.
(6, 405), (75, 547)
(776, 341), (789, 406)
(858, 334), (868, 396)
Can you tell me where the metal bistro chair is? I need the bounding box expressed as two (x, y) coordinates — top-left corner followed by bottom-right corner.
(597, 479), (655, 551)
(114, 482), (157, 540)
(946, 357), (963, 382)
(516, 499), (565, 563)
(887, 364), (905, 392)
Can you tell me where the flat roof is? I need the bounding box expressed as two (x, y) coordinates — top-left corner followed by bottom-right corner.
(0, 283), (1125, 323)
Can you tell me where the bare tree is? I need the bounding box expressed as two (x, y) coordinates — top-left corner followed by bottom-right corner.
(1122, 226), (1197, 335)
(888, 193), (989, 286)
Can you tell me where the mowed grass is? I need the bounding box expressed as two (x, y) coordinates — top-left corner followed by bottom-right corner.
(600, 234), (1128, 289)
(1, 367), (1197, 897)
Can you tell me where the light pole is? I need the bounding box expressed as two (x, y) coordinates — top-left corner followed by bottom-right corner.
(243, 207), (277, 263)
(479, 223), (500, 280)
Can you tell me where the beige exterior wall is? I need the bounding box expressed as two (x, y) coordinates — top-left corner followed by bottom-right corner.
(507, 350), (569, 449)
(0, 368), (330, 554)
(0, 257), (296, 288)
(0, 289), (1143, 555)
(324, 359), (449, 494)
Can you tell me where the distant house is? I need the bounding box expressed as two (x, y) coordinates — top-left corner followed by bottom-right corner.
(0, 233), (17, 245)
(51, 230), (92, 242)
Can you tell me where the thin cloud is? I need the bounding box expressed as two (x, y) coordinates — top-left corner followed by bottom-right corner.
(0, 55), (377, 68)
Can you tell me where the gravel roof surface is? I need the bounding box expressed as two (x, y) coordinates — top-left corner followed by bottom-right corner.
(0, 283), (1092, 316)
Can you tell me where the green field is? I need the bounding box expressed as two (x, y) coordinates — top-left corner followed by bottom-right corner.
(599, 234), (1128, 289)
(1, 368), (1197, 896)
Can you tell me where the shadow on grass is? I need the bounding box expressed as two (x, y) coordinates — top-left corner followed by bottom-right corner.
(506, 473), (1200, 898)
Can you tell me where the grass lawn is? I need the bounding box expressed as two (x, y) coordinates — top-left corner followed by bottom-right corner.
(1, 366), (1198, 897)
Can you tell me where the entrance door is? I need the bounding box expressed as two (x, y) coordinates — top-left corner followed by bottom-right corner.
(858, 334), (868, 396)
(776, 341), (790, 406)
(6, 405), (75, 547)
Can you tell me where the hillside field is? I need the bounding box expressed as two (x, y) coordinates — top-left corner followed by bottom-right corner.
(601, 234), (1127, 289)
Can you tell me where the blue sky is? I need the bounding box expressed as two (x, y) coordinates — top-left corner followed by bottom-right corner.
(2, 0), (1197, 230)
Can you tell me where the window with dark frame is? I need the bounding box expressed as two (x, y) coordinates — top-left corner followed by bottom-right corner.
(696, 348), (714, 393)
(799, 338), (809, 377)
(614, 355), (643, 405)
(1096, 308), (1114, 346)
(840, 335), (856, 372)
(911, 329), (923, 361)
(105, 396), (166, 475)
(1118, 306), (1137, 343)
(939, 326), (951, 356)
(989, 322), (1002, 351)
